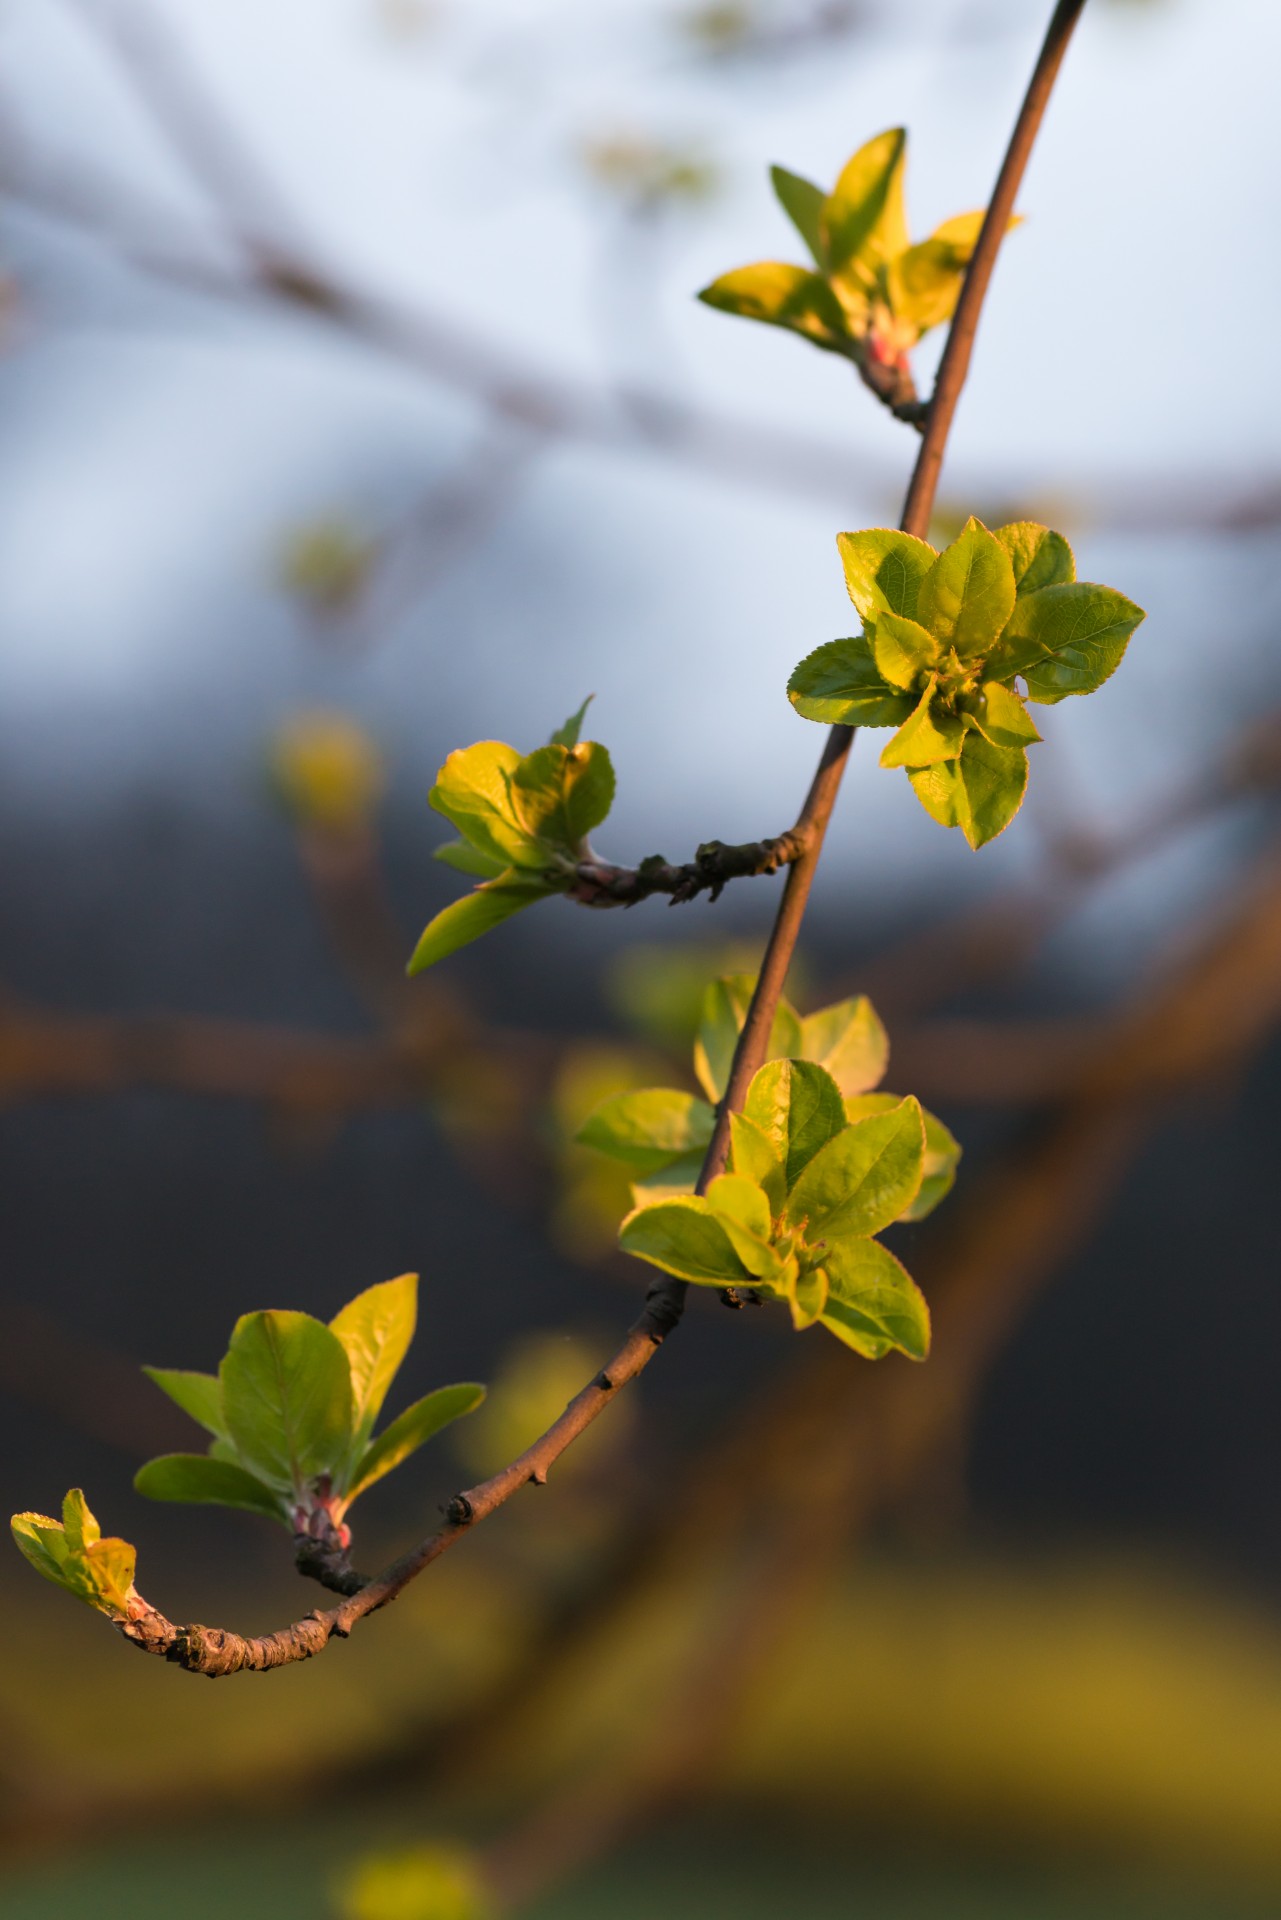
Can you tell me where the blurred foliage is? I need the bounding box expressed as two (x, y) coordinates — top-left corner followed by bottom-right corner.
(337, 1842), (491, 1920)
(548, 1043), (667, 1259)
(605, 938), (773, 1053)
(451, 1329), (635, 1483)
(579, 134), (719, 214)
(269, 712), (385, 831)
(278, 519), (379, 617)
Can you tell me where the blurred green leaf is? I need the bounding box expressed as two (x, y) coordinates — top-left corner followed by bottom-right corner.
(822, 126), (907, 292)
(220, 1310), (354, 1494)
(698, 261), (851, 352)
(432, 839), (508, 879)
(549, 696), (593, 748)
(576, 1088), (715, 1174)
(727, 1110), (787, 1213)
(694, 973), (802, 1102)
(799, 995), (888, 1097)
(770, 164), (827, 267)
(337, 1841), (492, 1920)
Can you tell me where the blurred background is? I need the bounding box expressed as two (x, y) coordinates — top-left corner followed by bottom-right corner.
(2, 0), (1281, 1913)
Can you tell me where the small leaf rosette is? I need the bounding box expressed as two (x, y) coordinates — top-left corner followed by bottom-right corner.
(789, 519), (1146, 847)
(409, 700), (614, 972)
(577, 976), (959, 1359)
(699, 128), (1017, 407)
(11, 1490), (140, 1619)
(132, 1274), (484, 1534)
(620, 1059), (931, 1360)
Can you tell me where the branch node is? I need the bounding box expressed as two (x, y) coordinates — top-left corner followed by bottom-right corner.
(445, 1493), (474, 1526)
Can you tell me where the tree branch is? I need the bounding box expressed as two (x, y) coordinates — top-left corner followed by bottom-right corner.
(91, 0), (1090, 1680)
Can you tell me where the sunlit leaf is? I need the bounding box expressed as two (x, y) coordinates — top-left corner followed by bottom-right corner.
(835, 528), (936, 622)
(331, 1273), (418, 1448)
(346, 1384), (486, 1504)
(908, 733), (1029, 849)
(141, 1367), (227, 1440)
(880, 683), (966, 769)
(697, 262), (851, 352)
(220, 1310), (353, 1493)
(407, 871), (551, 974)
(784, 1096), (924, 1239)
(872, 610), (940, 691)
(133, 1453), (288, 1522)
(770, 164), (828, 268)
(693, 973), (803, 1103)
(799, 995), (888, 1097)
(819, 1236), (930, 1360)
(619, 1196), (754, 1286)
(787, 636), (915, 729)
(993, 521), (1075, 596)
(917, 517), (1017, 661)
(988, 581), (1146, 704)
(744, 1058), (847, 1191)
(822, 127), (908, 292)
(842, 1094), (961, 1222)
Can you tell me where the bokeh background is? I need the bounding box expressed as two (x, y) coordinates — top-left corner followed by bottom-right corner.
(2, 0), (1280, 1914)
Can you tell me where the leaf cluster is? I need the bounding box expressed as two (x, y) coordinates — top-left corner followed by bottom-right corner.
(789, 520), (1146, 846)
(134, 1274), (484, 1530)
(578, 977), (959, 1358)
(409, 701), (614, 972)
(698, 129), (1011, 386)
(11, 1490), (139, 1620)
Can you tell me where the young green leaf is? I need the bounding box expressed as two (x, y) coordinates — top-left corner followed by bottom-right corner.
(693, 974), (803, 1103)
(133, 1454), (288, 1523)
(330, 1273), (418, 1447)
(963, 679), (1042, 750)
(789, 1264), (830, 1331)
(705, 1172), (776, 1276)
(819, 1237), (930, 1360)
(577, 1087), (715, 1174)
(429, 741), (539, 871)
(835, 528), (936, 622)
(916, 517), (1016, 660)
(509, 741), (616, 850)
(883, 210), (1016, 338)
(879, 682), (966, 770)
(770, 164), (828, 268)
(822, 127), (907, 291)
(11, 1496), (138, 1618)
(799, 995), (889, 1098)
(843, 1094), (961, 1222)
(727, 1111), (787, 1214)
(993, 521), (1074, 597)
(618, 1196), (755, 1286)
(697, 262), (851, 353)
(872, 610), (940, 691)
(408, 871), (550, 975)
(908, 733), (1028, 849)
(787, 636), (915, 729)
(988, 582), (1146, 704)
(550, 696), (594, 748)
(630, 1150), (708, 1205)
(784, 1096), (925, 1240)
(141, 1367), (227, 1440)
(743, 1058), (847, 1191)
(346, 1384), (487, 1504)
(433, 839), (508, 879)
(219, 1310), (354, 1493)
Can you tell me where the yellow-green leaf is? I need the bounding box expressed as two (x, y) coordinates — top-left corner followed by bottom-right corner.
(787, 636), (915, 729)
(917, 517), (1017, 661)
(577, 1088), (715, 1174)
(346, 1384), (487, 1504)
(697, 261), (851, 353)
(822, 127), (908, 292)
(819, 1236), (930, 1360)
(618, 1196), (754, 1286)
(693, 973), (803, 1103)
(799, 994), (889, 1097)
(784, 1096), (925, 1240)
(835, 528), (936, 622)
(880, 682), (966, 770)
(330, 1273), (419, 1447)
(134, 1454), (288, 1523)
